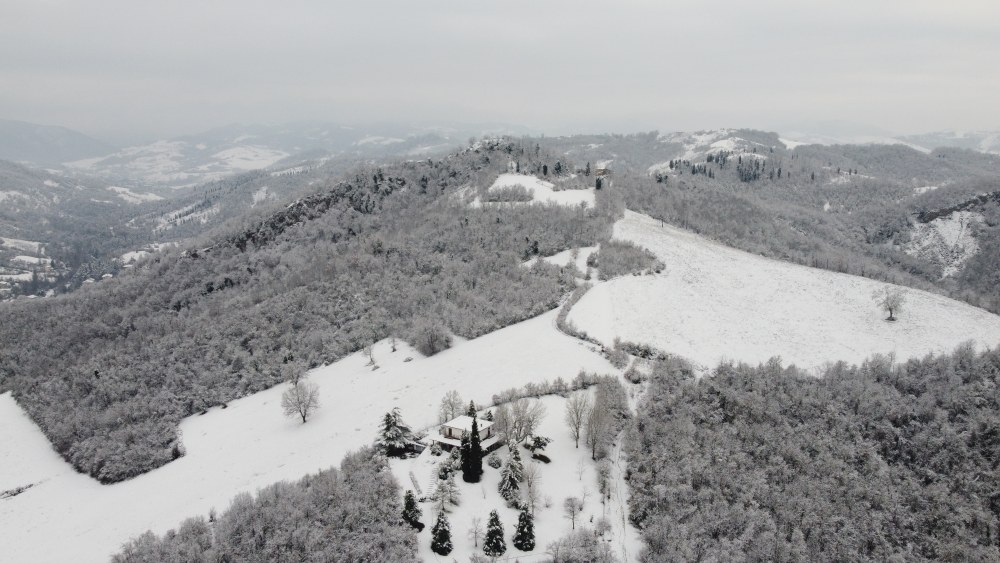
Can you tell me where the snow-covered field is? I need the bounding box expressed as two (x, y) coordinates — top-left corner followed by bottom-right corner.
(523, 246), (597, 275)
(0, 237), (43, 254)
(905, 211), (982, 278)
(107, 186), (164, 204)
(568, 210), (1000, 373)
(483, 173), (596, 209)
(11, 255), (51, 266)
(390, 391), (642, 563)
(209, 146), (289, 171)
(0, 310), (614, 563)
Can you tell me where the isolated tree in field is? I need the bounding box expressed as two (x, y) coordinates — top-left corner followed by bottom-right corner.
(376, 407), (412, 456)
(564, 391), (591, 448)
(498, 460), (521, 505)
(438, 390), (463, 423)
(430, 512), (453, 556)
(402, 490), (423, 530)
(506, 398), (546, 443)
(874, 287), (906, 321)
(281, 380), (319, 423)
(483, 510), (506, 557)
(513, 509), (536, 551)
(563, 496), (584, 529)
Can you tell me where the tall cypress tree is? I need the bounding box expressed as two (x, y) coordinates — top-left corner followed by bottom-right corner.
(512, 509), (535, 551)
(430, 511), (453, 556)
(462, 401), (483, 483)
(483, 509), (506, 557)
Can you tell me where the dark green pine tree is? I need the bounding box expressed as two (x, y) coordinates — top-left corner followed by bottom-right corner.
(512, 509), (535, 551)
(402, 490), (422, 529)
(462, 401), (483, 483)
(430, 511), (453, 556)
(483, 509), (506, 558)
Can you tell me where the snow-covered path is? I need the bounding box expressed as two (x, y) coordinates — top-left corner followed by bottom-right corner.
(0, 309), (614, 563)
(569, 210), (1000, 373)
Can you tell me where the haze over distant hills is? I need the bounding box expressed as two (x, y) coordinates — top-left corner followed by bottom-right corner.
(0, 118), (115, 164)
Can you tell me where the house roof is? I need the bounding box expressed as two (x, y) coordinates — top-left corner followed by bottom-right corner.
(441, 415), (493, 432)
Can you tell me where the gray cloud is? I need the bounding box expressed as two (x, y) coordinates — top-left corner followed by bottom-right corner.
(2, 0), (998, 143)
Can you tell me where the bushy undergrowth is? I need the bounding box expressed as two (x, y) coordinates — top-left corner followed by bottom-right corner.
(627, 345), (1000, 562)
(592, 239), (664, 280)
(112, 448), (416, 563)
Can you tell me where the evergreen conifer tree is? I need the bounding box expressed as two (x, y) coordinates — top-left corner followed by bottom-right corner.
(466, 400), (477, 418)
(483, 509), (506, 557)
(498, 462), (520, 504)
(508, 446), (524, 482)
(512, 509), (535, 551)
(376, 407), (412, 457)
(430, 511), (453, 556)
(402, 490), (422, 529)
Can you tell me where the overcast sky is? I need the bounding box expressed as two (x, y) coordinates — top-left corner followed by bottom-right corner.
(2, 0), (998, 143)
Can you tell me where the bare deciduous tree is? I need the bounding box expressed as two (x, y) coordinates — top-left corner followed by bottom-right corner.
(585, 398), (610, 460)
(523, 463), (542, 514)
(874, 287), (906, 321)
(564, 391), (591, 448)
(281, 380), (320, 423)
(468, 517), (484, 548)
(563, 496), (584, 530)
(502, 398), (546, 444)
(438, 390), (464, 423)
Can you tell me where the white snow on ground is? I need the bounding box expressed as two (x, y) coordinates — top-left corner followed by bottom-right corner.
(11, 255), (51, 266)
(524, 246), (597, 277)
(42, 179), (60, 188)
(0, 309), (615, 563)
(210, 146), (289, 171)
(0, 237), (42, 254)
(568, 210), (1000, 373)
(914, 185), (939, 195)
(107, 186), (164, 204)
(356, 135), (405, 146)
(482, 173), (595, 209)
(779, 137), (807, 150)
(905, 211), (983, 278)
(391, 391), (642, 563)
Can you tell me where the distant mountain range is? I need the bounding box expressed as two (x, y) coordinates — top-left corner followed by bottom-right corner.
(0, 119), (532, 189)
(0, 118), (115, 164)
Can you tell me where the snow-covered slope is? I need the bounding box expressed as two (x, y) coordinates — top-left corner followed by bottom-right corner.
(481, 173), (596, 208)
(905, 211), (982, 278)
(0, 309), (613, 563)
(568, 210), (1000, 373)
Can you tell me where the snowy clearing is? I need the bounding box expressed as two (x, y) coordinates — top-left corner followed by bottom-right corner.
(479, 174), (595, 209)
(0, 309), (615, 563)
(0, 238), (42, 254)
(210, 146), (289, 171)
(905, 211), (982, 278)
(11, 255), (51, 266)
(107, 186), (164, 204)
(568, 210), (1000, 373)
(523, 246), (597, 275)
(390, 391), (642, 563)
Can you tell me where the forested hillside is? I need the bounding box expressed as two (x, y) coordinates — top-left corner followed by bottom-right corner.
(627, 348), (1000, 562)
(0, 139), (614, 482)
(540, 131), (1000, 311)
(112, 448), (417, 562)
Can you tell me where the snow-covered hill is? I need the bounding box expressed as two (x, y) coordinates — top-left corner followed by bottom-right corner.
(568, 210), (1000, 373)
(904, 211), (982, 278)
(0, 309), (614, 563)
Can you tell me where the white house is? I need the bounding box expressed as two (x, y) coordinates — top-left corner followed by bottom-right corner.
(430, 415), (502, 452)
